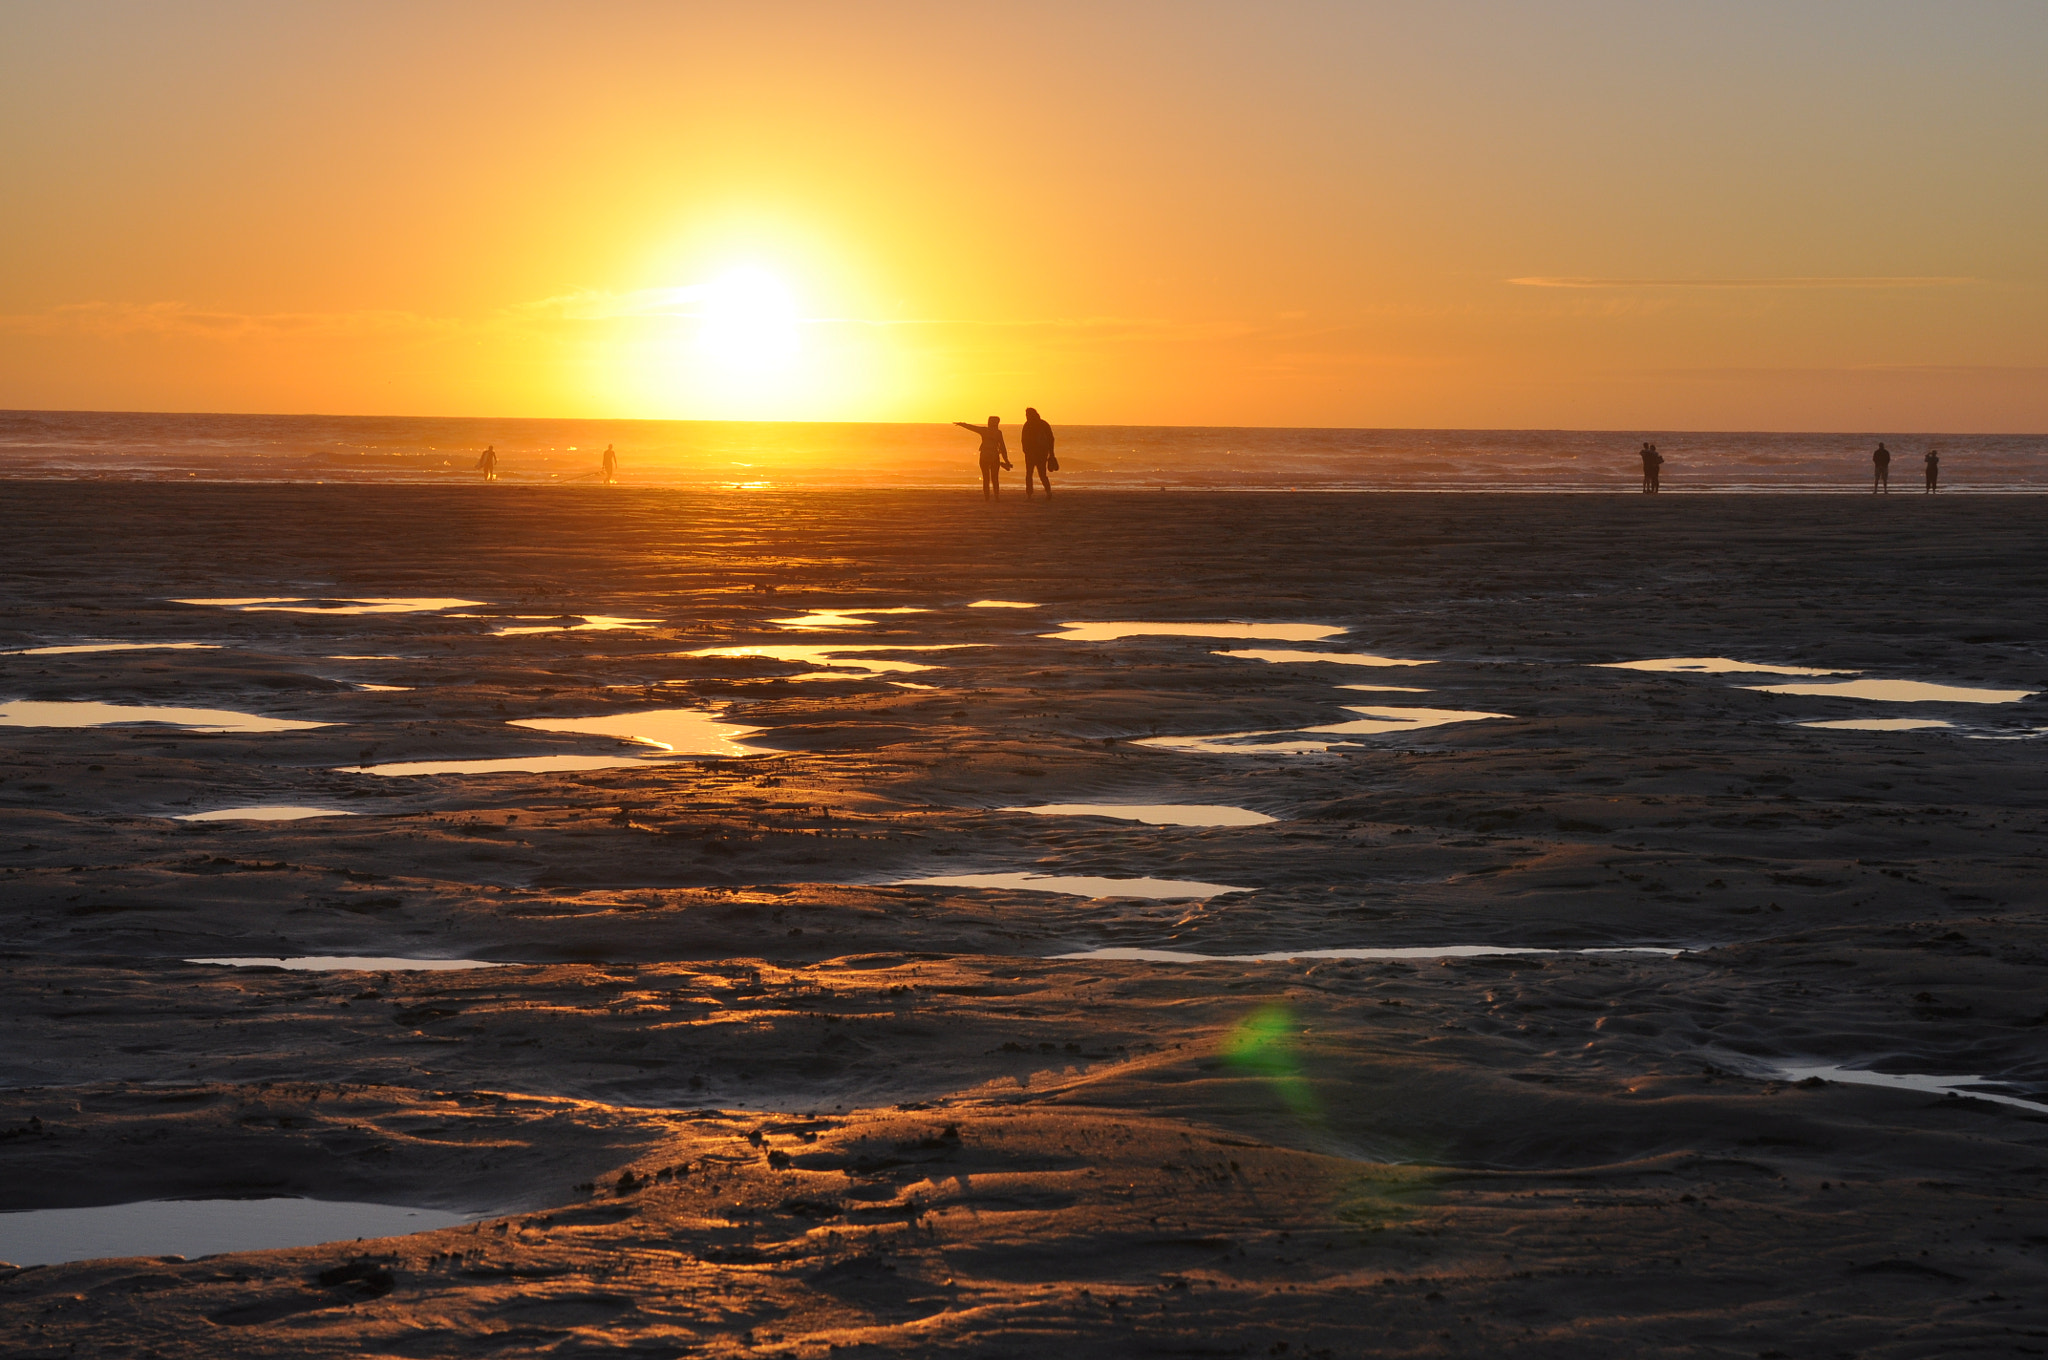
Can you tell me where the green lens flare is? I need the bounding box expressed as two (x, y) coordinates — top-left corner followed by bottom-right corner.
(1221, 1005), (1319, 1120)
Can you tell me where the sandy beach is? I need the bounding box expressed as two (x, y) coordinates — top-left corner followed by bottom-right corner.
(3, 482), (2045, 1357)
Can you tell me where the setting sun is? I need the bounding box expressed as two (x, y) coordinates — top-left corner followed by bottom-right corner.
(694, 266), (800, 378)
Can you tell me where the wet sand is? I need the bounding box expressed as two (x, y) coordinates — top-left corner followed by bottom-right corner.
(2, 483), (2045, 1357)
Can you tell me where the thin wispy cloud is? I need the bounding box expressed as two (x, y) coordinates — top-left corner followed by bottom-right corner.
(0, 301), (455, 339)
(1508, 276), (1976, 290)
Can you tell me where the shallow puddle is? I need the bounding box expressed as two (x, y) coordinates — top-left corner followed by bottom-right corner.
(174, 806), (357, 822)
(686, 642), (979, 678)
(0, 1198), (478, 1268)
(0, 700), (332, 734)
(188, 956), (502, 971)
(1214, 648), (1432, 668)
(1744, 679), (2035, 704)
(1797, 718), (1957, 732)
(508, 707), (761, 755)
(769, 607), (929, 630)
(2, 642), (220, 656)
(1138, 706), (1512, 755)
(355, 683), (411, 692)
(1005, 803), (1276, 827)
(1053, 945), (1685, 962)
(1044, 622), (1347, 643)
(1337, 683), (1430, 693)
(491, 615), (661, 636)
(968, 600), (1040, 609)
(338, 753), (660, 776)
(175, 597), (484, 615)
(1762, 1062), (2048, 1116)
(895, 872), (1252, 899)
(1601, 657), (1850, 676)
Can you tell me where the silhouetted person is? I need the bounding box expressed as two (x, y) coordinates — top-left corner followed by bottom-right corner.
(954, 416), (1011, 499)
(601, 444), (618, 484)
(1639, 441), (1662, 494)
(1021, 407), (1055, 497)
(1924, 448), (1939, 494)
(477, 445), (498, 482)
(1873, 442), (1891, 494)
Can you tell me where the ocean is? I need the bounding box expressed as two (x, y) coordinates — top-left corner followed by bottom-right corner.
(2, 410), (2042, 492)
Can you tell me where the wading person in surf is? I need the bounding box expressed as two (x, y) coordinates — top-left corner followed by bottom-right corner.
(1924, 447), (1939, 493)
(1873, 442), (1891, 493)
(477, 445), (499, 482)
(1021, 407), (1056, 497)
(954, 416), (1011, 499)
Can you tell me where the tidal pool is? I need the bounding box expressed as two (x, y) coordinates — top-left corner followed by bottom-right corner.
(686, 642), (980, 678)
(895, 872), (1253, 899)
(491, 615), (661, 636)
(1044, 622), (1347, 643)
(175, 597), (484, 615)
(1601, 657), (1850, 676)
(175, 806), (357, 821)
(2, 642), (220, 656)
(0, 1197), (479, 1268)
(189, 956), (502, 971)
(769, 607), (929, 630)
(1337, 683), (1431, 693)
(1761, 1062), (2048, 1116)
(968, 600), (1040, 609)
(1005, 803), (1276, 827)
(1053, 945), (1686, 962)
(508, 707), (761, 755)
(0, 700), (332, 733)
(1797, 718), (1957, 732)
(1138, 706), (1513, 755)
(1745, 679), (2035, 704)
(1214, 648), (1432, 668)
(338, 753), (658, 776)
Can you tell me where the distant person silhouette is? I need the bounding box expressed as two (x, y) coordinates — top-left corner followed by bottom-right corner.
(476, 445), (498, 482)
(1924, 447), (1939, 494)
(1639, 441), (1663, 494)
(1021, 407), (1056, 497)
(1873, 442), (1891, 494)
(601, 444), (618, 485)
(953, 417), (1011, 499)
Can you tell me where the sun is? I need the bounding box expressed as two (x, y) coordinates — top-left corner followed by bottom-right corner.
(694, 265), (800, 377)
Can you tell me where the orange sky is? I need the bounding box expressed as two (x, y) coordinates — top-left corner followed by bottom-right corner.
(3, 1), (2044, 429)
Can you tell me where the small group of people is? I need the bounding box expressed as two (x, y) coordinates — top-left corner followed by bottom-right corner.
(1636, 440), (1942, 493)
(954, 408), (1056, 499)
(1871, 442), (1940, 494)
(474, 443), (619, 483)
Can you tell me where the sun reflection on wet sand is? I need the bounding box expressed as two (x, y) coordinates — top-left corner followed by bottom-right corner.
(508, 707), (761, 754)
(1746, 679), (2034, 703)
(1796, 718), (1957, 731)
(1138, 705), (1512, 754)
(895, 872), (1253, 899)
(1600, 657), (1851, 676)
(0, 699), (332, 733)
(1214, 648), (1432, 667)
(1045, 622), (1347, 643)
(769, 607), (930, 630)
(2, 641), (221, 656)
(684, 642), (984, 677)
(1004, 803), (1276, 827)
(174, 597), (484, 614)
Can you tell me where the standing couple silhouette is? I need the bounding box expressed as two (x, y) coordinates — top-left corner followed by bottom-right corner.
(955, 409), (1056, 499)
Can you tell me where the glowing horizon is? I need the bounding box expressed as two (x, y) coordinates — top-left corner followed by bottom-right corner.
(2, 3), (2044, 431)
